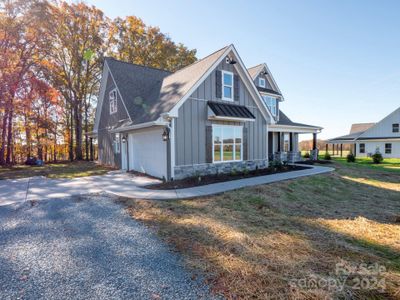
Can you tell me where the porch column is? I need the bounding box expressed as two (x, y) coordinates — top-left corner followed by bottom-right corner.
(354, 143), (357, 157)
(312, 133), (317, 150)
(277, 132), (281, 152)
(325, 143), (328, 154)
(89, 138), (94, 161)
(340, 144), (343, 157)
(289, 133), (293, 151)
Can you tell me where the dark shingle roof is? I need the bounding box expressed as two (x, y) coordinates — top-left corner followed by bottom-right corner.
(105, 46), (229, 125)
(208, 101), (255, 119)
(277, 110), (321, 128)
(257, 87), (281, 96)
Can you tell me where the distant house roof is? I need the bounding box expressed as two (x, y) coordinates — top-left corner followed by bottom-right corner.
(276, 110), (321, 129)
(349, 123), (375, 134)
(105, 45), (229, 125)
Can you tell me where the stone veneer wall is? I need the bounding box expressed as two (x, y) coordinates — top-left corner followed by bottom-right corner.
(173, 159), (269, 180)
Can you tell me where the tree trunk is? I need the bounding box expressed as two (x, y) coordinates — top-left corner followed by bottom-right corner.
(84, 103), (89, 161)
(0, 110), (8, 165)
(5, 107), (13, 164)
(74, 101), (83, 160)
(69, 106), (74, 161)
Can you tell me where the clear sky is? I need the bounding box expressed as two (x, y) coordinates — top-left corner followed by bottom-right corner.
(83, 0), (399, 140)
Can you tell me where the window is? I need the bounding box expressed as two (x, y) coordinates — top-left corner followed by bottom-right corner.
(113, 133), (120, 153)
(222, 71), (234, 101)
(359, 143), (365, 153)
(109, 89), (117, 114)
(393, 123), (399, 133)
(385, 143), (392, 154)
(259, 78), (266, 88)
(262, 95), (277, 116)
(283, 133), (290, 152)
(213, 125), (242, 162)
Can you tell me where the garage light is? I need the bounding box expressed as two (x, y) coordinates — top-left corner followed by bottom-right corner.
(162, 127), (170, 141)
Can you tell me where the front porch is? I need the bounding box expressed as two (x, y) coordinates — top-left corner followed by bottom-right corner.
(268, 125), (321, 163)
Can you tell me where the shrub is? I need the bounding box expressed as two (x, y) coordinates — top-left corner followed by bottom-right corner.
(271, 160), (283, 170)
(324, 152), (331, 160)
(347, 153), (355, 163)
(303, 152), (310, 159)
(372, 151), (383, 164)
(243, 166), (249, 176)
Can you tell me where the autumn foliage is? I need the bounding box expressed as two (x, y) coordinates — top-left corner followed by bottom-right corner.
(0, 0), (197, 165)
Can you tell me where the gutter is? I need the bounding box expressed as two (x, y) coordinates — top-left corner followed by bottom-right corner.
(109, 120), (169, 133)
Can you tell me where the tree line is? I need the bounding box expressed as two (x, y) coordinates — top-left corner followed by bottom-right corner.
(0, 0), (197, 165)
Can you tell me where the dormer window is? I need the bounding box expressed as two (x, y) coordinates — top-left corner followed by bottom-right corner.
(222, 71), (234, 101)
(109, 89), (117, 114)
(262, 95), (277, 117)
(259, 78), (266, 88)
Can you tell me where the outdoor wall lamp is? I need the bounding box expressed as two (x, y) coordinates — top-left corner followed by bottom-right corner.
(162, 127), (170, 142)
(122, 136), (127, 143)
(226, 56), (237, 65)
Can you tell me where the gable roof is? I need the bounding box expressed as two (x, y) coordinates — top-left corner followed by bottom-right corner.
(276, 110), (321, 129)
(350, 123), (375, 134)
(247, 63), (283, 98)
(248, 64), (264, 79)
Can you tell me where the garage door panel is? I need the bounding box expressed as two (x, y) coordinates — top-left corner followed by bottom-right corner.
(128, 128), (167, 179)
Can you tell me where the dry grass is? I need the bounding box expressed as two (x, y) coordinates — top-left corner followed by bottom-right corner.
(122, 162), (400, 299)
(0, 161), (115, 180)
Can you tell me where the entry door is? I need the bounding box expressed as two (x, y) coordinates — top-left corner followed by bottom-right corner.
(121, 139), (128, 170)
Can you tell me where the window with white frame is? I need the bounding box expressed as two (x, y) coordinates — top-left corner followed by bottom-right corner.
(359, 143), (365, 153)
(393, 123), (399, 133)
(213, 125), (242, 162)
(109, 89), (117, 114)
(385, 143), (392, 154)
(283, 133), (290, 152)
(222, 71), (234, 101)
(259, 78), (266, 88)
(262, 95), (277, 116)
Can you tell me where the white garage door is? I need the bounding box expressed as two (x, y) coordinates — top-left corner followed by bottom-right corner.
(128, 127), (167, 179)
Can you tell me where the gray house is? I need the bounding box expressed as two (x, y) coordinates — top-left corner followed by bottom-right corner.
(93, 44), (322, 180)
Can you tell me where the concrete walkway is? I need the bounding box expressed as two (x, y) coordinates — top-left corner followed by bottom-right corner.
(0, 165), (334, 206)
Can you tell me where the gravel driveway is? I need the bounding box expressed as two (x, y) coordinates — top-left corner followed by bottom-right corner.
(0, 194), (214, 299)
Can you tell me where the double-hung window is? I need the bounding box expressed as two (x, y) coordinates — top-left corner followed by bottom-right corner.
(259, 78), (266, 88)
(393, 123), (399, 133)
(109, 89), (117, 114)
(213, 125), (242, 162)
(222, 71), (234, 101)
(359, 143), (365, 154)
(262, 95), (277, 117)
(385, 143), (392, 154)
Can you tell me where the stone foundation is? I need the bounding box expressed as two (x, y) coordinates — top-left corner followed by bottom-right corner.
(173, 159), (269, 180)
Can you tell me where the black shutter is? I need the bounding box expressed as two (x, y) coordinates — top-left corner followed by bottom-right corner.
(243, 127), (248, 160)
(206, 126), (213, 163)
(234, 74), (239, 101)
(215, 70), (222, 98)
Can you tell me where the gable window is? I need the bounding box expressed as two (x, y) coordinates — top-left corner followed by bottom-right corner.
(259, 78), (266, 88)
(359, 143), (365, 153)
(222, 71), (234, 101)
(262, 95), (277, 117)
(393, 123), (399, 133)
(213, 125), (242, 162)
(109, 89), (117, 114)
(385, 143), (392, 154)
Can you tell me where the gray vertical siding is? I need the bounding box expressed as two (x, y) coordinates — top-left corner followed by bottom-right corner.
(174, 58), (268, 166)
(97, 69), (130, 168)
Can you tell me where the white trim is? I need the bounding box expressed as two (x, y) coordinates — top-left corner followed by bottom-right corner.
(259, 77), (266, 88)
(109, 119), (169, 133)
(168, 45), (275, 123)
(94, 64), (109, 132)
(212, 124), (243, 163)
(170, 118), (176, 179)
(109, 89), (118, 114)
(209, 116), (255, 122)
(269, 124), (322, 133)
(221, 70), (234, 101)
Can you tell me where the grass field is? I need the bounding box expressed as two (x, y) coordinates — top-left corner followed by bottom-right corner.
(0, 161), (115, 180)
(123, 161), (400, 299)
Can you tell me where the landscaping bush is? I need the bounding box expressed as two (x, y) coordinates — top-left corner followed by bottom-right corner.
(303, 152), (310, 159)
(372, 151), (383, 164)
(347, 153), (355, 163)
(324, 152), (331, 160)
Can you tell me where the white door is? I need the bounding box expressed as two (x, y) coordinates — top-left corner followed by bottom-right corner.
(127, 128), (167, 179)
(121, 139), (128, 170)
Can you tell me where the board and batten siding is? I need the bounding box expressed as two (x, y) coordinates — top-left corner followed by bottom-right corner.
(174, 59), (268, 166)
(97, 69), (130, 168)
(359, 107), (400, 139)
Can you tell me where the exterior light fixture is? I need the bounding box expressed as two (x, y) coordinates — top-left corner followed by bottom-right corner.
(122, 136), (127, 143)
(261, 71), (268, 75)
(162, 127), (170, 141)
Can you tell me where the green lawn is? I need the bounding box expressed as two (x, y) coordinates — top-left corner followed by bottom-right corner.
(0, 161), (115, 180)
(124, 160), (400, 299)
(328, 156), (400, 173)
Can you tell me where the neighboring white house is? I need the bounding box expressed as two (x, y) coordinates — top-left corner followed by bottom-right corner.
(328, 107), (400, 158)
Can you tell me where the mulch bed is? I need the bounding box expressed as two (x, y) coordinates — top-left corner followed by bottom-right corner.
(145, 165), (310, 190)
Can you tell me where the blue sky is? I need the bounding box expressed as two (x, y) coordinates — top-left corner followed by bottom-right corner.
(84, 0), (400, 140)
